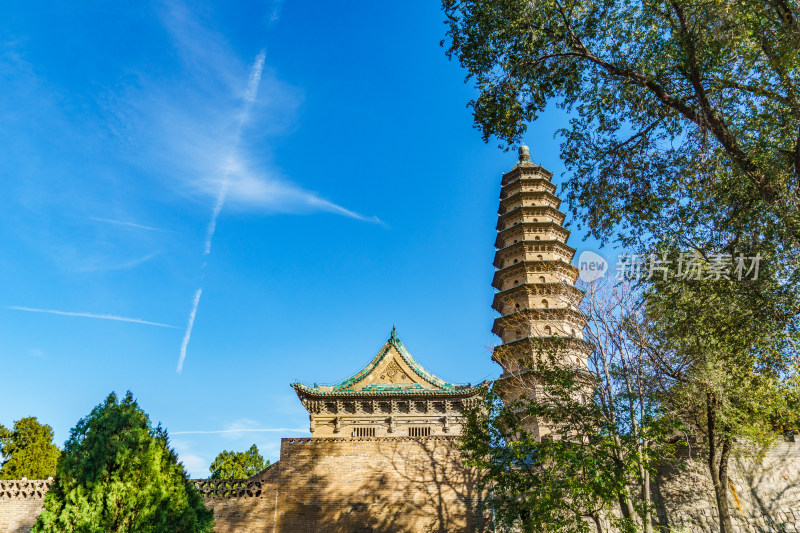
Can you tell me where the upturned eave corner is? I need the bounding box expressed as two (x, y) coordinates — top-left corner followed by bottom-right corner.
(290, 328), (488, 398)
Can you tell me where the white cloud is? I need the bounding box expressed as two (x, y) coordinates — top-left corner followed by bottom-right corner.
(172, 418), (307, 439)
(170, 427), (308, 436)
(170, 438), (209, 479)
(179, 453), (208, 479)
(8, 306), (178, 328)
(105, 0), (379, 223)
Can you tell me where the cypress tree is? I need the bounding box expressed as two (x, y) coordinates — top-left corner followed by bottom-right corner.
(33, 392), (213, 532)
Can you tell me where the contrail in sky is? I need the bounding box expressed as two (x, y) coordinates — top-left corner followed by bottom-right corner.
(88, 217), (174, 233)
(203, 49), (265, 256)
(176, 288), (202, 373)
(8, 306), (178, 328)
(179, 50), (266, 374)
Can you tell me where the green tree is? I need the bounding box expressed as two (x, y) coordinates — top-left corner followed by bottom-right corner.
(640, 269), (795, 532)
(462, 281), (677, 532)
(442, 0), (800, 256)
(209, 444), (268, 479)
(440, 0), (799, 345)
(0, 417), (60, 479)
(443, 3), (800, 531)
(33, 392), (213, 533)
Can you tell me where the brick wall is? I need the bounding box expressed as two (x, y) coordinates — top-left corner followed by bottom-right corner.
(204, 436), (486, 533)
(654, 440), (800, 532)
(3, 438), (798, 532)
(0, 498), (45, 533)
(0, 480), (51, 533)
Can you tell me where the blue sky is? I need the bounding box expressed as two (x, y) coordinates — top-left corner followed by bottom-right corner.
(0, 1), (601, 477)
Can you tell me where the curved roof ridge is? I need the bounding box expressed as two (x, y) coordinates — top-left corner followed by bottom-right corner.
(292, 328), (474, 394)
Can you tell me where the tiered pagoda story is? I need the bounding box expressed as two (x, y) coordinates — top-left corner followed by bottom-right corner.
(293, 328), (486, 439)
(491, 145), (592, 438)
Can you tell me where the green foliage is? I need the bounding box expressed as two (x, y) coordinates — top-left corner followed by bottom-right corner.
(644, 267), (793, 446)
(0, 417), (60, 480)
(442, 0), (800, 251)
(443, 5), (800, 530)
(33, 392), (213, 533)
(775, 359), (800, 434)
(209, 444), (268, 479)
(462, 336), (677, 532)
(637, 265), (797, 532)
(442, 0), (800, 335)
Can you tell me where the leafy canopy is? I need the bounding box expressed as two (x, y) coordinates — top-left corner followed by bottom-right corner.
(444, 4), (799, 530)
(0, 417), (60, 480)
(442, 0), (800, 314)
(209, 444), (269, 479)
(33, 392), (213, 533)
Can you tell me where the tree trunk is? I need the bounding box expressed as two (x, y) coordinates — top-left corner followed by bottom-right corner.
(616, 494), (637, 526)
(592, 513), (604, 533)
(642, 468), (653, 533)
(713, 439), (734, 533)
(706, 392), (734, 533)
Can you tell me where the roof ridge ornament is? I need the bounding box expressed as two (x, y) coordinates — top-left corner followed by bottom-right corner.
(390, 325), (398, 342)
(518, 144), (531, 162)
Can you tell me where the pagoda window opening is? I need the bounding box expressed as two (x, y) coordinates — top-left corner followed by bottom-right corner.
(542, 299), (549, 308)
(544, 325), (552, 335)
(408, 426), (431, 437)
(537, 254), (543, 261)
(539, 276), (546, 283)
(352, 427), (376, 438)
(534, 236), (540, 241)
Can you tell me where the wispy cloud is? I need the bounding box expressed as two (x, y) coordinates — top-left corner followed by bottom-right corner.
(8, 306), (178, 328)
(171, 428), (308, 435)
(112, 0), (379, 222)
(139, 1), (377, 372)
(172, 418), (307, 438)
(169, 438), (209, 478)
(176, 288), (202, 373)
(72, 251), (160, 273)
(88, 217), (174, 233)
(204, 49), (264, 256)
(267, 0), (284, 25)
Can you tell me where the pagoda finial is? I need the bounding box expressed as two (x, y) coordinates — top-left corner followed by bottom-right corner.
(390, 325), (397, 341)
(518, 144), (531, 162)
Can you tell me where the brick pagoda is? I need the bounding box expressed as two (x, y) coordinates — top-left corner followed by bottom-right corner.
(490, 144), (592, 438)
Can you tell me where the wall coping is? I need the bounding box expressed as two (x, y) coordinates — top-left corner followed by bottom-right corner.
(0, 479), (53, 500)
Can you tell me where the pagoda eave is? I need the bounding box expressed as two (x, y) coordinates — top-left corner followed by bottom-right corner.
(492, 283), (586, 309)
(491, 261), (580, 288)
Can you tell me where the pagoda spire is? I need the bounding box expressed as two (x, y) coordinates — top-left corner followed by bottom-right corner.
(490, 144), (592, 438)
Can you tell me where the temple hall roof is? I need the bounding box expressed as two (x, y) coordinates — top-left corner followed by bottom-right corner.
(292, 328), (486, 398)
